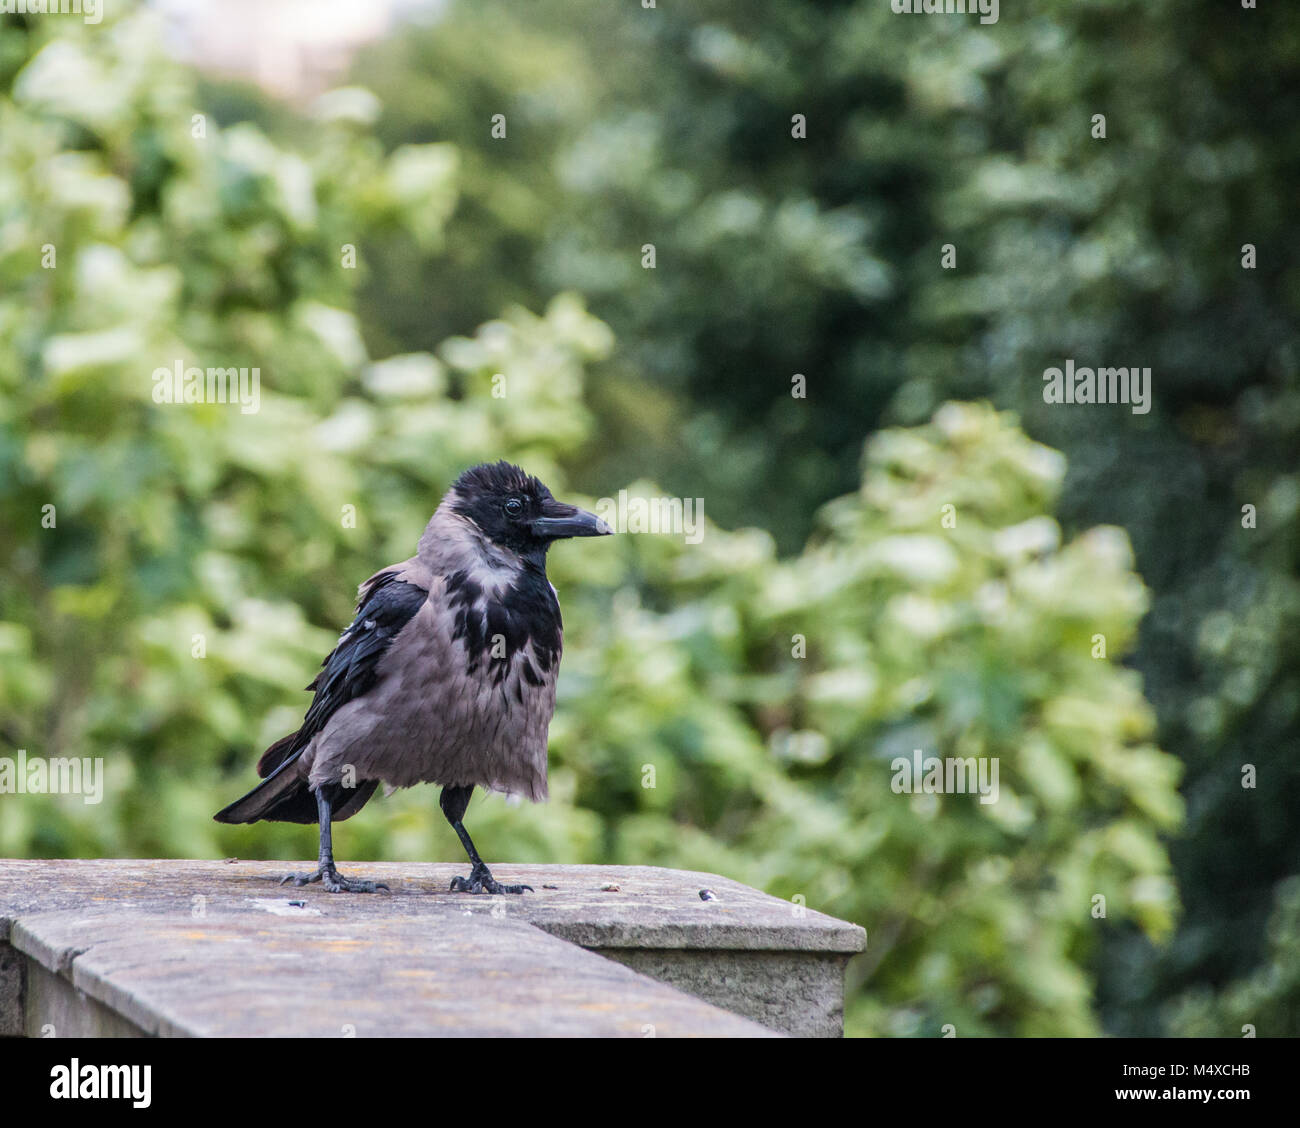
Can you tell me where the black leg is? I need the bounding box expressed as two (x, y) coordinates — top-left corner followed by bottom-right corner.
(279, 789), (389, 893)
(440, 785), (532, 895)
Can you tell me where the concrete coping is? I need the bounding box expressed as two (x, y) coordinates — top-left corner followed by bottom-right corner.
(0, 859), (866, 1037)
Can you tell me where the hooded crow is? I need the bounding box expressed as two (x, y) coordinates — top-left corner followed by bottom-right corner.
(214, 461), (612, 894)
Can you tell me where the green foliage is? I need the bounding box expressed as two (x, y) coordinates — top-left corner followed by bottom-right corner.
(0, 11), (610, 867)
(1168, 877), (1300, 1039)
(562, 403), (1180, 1036)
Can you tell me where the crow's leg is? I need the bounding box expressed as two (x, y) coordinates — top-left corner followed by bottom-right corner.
(280, 788), (389, 894)
(440, 785), (532, 895)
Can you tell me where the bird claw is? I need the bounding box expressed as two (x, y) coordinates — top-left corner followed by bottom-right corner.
(449, 866), (532, 895)
(279, 865), (389, 894)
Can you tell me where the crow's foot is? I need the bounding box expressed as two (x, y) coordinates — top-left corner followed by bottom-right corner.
(279, 864), (389, 894)
(449, 864), (532, 895)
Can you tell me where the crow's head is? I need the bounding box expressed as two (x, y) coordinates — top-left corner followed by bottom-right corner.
(448, 461), (612, 558)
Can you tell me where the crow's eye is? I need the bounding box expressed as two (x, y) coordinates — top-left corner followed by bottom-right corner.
(504, 498), (524, 518)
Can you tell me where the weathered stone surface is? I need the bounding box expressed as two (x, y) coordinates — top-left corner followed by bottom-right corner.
(0, 859), (865, 1036)
(602, 948), (853, 1039)
(0, 941), (24, 1036)
(24, 959), (146, 1038)
(11, 908), (773, 1037)
(0, 859), (862, 949)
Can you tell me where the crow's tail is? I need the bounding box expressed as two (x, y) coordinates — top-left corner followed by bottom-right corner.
(213, 755), (314, 825)
(213, 733), (378, 825)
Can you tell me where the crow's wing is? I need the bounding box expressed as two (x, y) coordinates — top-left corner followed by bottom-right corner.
(259, 570), (430, 777)
(214, 569), (430, 825)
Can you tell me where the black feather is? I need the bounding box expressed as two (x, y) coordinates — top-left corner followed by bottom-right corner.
(296, 574), (428, 751)
(213, 573), (427, 825)
(446, 565), (560, 682)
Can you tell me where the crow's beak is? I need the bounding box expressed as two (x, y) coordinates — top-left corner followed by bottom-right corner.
(531, 499), (613, 539)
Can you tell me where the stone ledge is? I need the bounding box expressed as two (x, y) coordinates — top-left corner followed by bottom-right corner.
(0, 859), (865, 1037)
